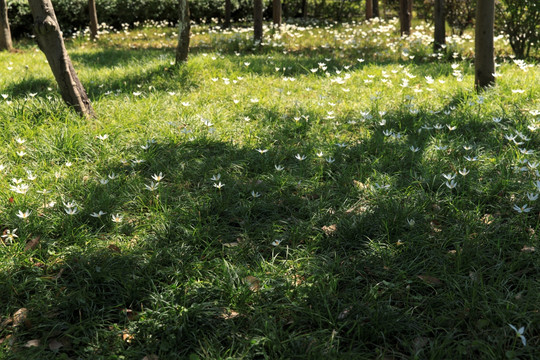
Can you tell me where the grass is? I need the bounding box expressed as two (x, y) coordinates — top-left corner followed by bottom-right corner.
(0, 18), (539, 359)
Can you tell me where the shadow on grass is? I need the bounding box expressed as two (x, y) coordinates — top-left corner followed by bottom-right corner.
(1, 89), (537, 359)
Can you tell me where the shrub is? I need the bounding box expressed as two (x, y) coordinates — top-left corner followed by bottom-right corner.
(496, 0), (539, 58)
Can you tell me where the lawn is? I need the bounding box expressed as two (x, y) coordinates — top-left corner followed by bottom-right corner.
(0, 18), (539, 359)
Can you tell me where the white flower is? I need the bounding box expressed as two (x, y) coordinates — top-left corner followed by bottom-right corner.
(151, 172), (165, 182)
(108, 173), (118, 180)
(295, 154), (306, 161)
(526, 193), (538, 201)
(96, 134), (109, 141)
(442, 173), (456, 181)
(90, 211), (107, 218)
(111, 213), (123, 223)
(65, 207), (78, 215)
(410, 146), (420, 152)
(407, 218), (415, 226)
(16, 210), (31, 219)
(274, 165), (285, 171)
(445, 180), (457, 189)
(251, 191), (261, 198)
(534, 180), (540, 192)
(211, 174), (221, 181)
(1, 229), (18, 243)
(271, 238), (283, 246)
(513, 204), (531, 213)
(325, 157), (335, 164)
(63, 201), (77, 208)
(213, 181), (225, 189)
(145, 181), (159, 191)
(459, 168), (470, 176)
(99, 178), (109, 185)
(508, 324), (526, 346)
(256, 148), (268, 154)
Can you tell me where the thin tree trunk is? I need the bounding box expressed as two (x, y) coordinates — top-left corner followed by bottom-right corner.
(433, 0), (445, 51)
(176, 0), (190, 63)
(399, 0), (412, 36)
(301, 0), (308, 18)
(373, 0), (379, 17)
(224, 0), (231, 28)
(28, 0), (94, 118)
(88, 0), (98, 40)
(474, 0), (495, 90)
(366, 0), (373, 20)
(273, 0), (281, 27)
(0, 0), (12, 51)
(253, 0), (263, 43)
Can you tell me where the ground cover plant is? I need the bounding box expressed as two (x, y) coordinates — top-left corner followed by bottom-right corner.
(0, 18), (539, 359)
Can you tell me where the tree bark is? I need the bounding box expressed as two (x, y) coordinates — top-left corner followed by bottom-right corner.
(176, 0), (190, 63)
(89, 0), (98, 40)
(301, 0), (308, 18)
(366, 0), (373, 20)
(399, 0), (412, 36)
(474, 0), (495, 90)
(0, 0), (12, 51)
(253, 0), (263, 43)
(224, 0), (231, 28)
(273, 0), (281, 27)
(373, 0), (379, 17)
(28, 0), (95, 118)
(433, 0), (445, 51)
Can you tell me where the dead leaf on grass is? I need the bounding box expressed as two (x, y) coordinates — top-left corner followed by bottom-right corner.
(220, 309), (240, 320)
(24, 339), (40, 348)
(521, 245), (535, 252)
(322, 224), (337, 236)
(142, 355), (159, 360)
(121, 330), (134, 343)
(417, 275), (442, 286)
(48, 338), (64, 351)
(108, 244), (121, 253)
(24, 236), (40, 251)
(244, 276), (260, 292)
(12, 308), (30, 328)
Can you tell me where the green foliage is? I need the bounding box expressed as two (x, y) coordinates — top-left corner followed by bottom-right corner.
(445, 0), (476, 34)
(496, 0), (540, 59)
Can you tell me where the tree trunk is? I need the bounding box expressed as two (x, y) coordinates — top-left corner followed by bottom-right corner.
(0, 0), (12, 51)
(89, 0), (98, 40)
(433, 0), (445, 51)
(366, 0), (373, 20)
(28, 0), (94, 118)
(176, 0), (190, 63)
(373, 0), (379, 17)
(272, 0), (281, 27)
(399, 0), (412, 36)
(224, 0), (231, 28)
(474, 0), (495, 90)
(88, 0), (98, 40)
(253, 0), (263, 43)
(301, 0), (308, 18)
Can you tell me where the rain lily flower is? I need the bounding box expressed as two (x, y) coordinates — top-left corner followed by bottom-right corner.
(508, 324), (526, 346)
(275, 165), (285, 171)
(111, 214), (123, 223)
(1, 229), (18, 243)
(90, 211), (107, 218)
(16, 210), (31, 219)
(145, 181), (159, 191)
(151, 172), (165, 182)
(295, 154), (306, 161)
(526, 193), (538, 201)
(513, 204), (531, 213)
(213, 182), (225, 189)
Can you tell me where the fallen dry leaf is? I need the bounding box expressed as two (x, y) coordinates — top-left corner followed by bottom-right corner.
(108, 244), (121, 253)
(220, 309), (240, 320)
(142, 355), (159, 360)
(24, 236), (40, 251)
(48, 338), (63, 351)
(24, 339), (40, 348)
(122, 330), (134, 343)
(417, 275), (442, 286)
(244, 276), (260, 292)
(12, 308), (30, 328)
(521, 245), (536, 252)
(322, 224), (338, 236)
